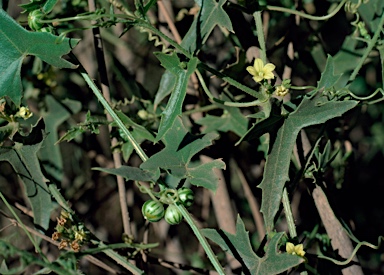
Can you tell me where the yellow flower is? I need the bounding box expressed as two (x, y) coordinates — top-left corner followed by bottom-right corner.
(16, 107), (33, 120)
(274, 85), (289, 97)
(286, 242), (306, 257)
(74, 228), (86, 242)
(246, 58), (275, 83)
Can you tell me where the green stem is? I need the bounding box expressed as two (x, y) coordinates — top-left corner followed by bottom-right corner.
(0, 191), (47, 262)
(182, 104), (218, 116)
(198, 63), (265, 100)
(378, 44), (384, 90)
(346, 87), (383, 101)
(95, 241), (145, 274)
(254, 11), (266, 64)
(135, 21), (192, 58)
(39, 13), (135, 24)
(282, 188), (297, 238)
(290, 85), (317, 90)
(175, 204), (225, 275)
(49, 185), (75, 215)
(213, 99), (262, 107)
(80, 242), (158, 255)
(318, 236), (384, 266)
(49, 10), (269, 103)
(349, 12), (384, 82)
(40, 11), (190, 58)
(79, 70), (148, 162)
(266, 0), (347, 21)
(195, 69), (263, 107)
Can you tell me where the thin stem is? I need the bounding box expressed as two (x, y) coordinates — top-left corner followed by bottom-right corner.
(157, 0), (182, 43)
(290, 85), (317, 90)
(135, 182), (159, 202)
(198, 63), (265, 100)
(254, 11), (267, 64)
(107, 0), (134, 17)
(39, 13), (135, 24)
(195, 69), (263, 107)
(266, 0), (347, 21)
(175, 204), (225, 275)
(0, 191), (47, 261)
(378, 44), (384, 90)
(78, 68), (148, 162)
(40, 8), (191, 59)
(349, 12), (384, 82)
(195, 68), (214, 100)
(96, 241), (145, 274)
(182, 104), (218, 116)
(213, 99), (262, 107)
(135, 20), (192, 58)
(282, 188), (297, 238)
(88, 0), (132, 238)
(346, 87), (383, 100)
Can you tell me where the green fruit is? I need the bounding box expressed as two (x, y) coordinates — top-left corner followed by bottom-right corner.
(164, 205), (183, 225)
(28, 10), (45, 31)
(177, 187), (194, 208)
(141, 200), (164, 222)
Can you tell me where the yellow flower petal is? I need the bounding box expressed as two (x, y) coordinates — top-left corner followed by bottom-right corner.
(253, 75), (263, 82)
(246, 66), (257, 76)
(286, 242), (295, 254)
(263, 71), (275, 80)
(294, 244), (306, 257)
(286, 242), (306, 257)
(254, 58), (264, 72)
(247, 58), (276, 83)
(264, 63), (276, 72)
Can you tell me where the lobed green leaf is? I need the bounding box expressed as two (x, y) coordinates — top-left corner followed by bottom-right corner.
(259, 94), (358, 232)
(0, 9), (79, 106)
(0, 121), (52, 230)
(141, 117), (225, 191)
(202, 216), (304, 274)
(180, 0), (233, 54)
(154, 53), (198, 141)
(39, 96), (81, 181)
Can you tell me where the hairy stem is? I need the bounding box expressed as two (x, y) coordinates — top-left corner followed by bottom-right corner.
(254, 11), (267, 64)
(282, 188), (297, 238)
(175, 203), (226, 275)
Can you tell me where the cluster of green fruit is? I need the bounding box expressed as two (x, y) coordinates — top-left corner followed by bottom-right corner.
(141, 187), (194, 225)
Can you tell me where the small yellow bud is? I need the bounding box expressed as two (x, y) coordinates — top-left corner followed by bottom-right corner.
(274, 85), (289, 97)
(74, 228), (87, 242)
(16, 107), (33, 120)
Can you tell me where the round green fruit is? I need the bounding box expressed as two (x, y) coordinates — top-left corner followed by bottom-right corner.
(164, 205), (183, 225)
(177, 187), (194, 208)
(28, 10), (45, 31)
(141, 200), (164, 222)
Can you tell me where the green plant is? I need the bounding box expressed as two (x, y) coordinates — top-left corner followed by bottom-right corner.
(1, 0), (384, 274)
(177, 187), (194, 208)
(141, 200), (165, 222)
(164, 204), (183, 225)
